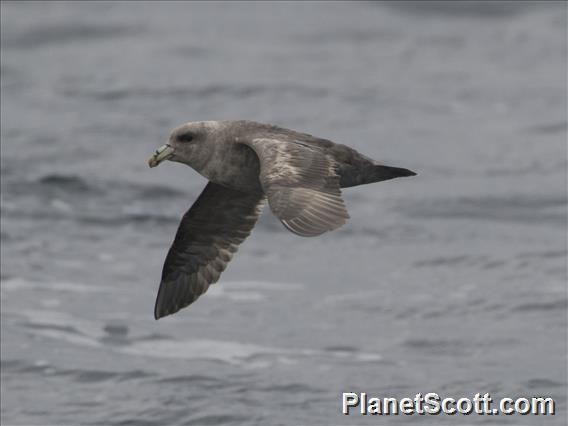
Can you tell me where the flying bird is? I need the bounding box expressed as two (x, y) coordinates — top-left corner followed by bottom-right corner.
(149, 120), (416, 319)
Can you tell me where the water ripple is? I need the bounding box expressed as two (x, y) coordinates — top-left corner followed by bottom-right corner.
(2, 23), (139, 49)
(403, 194), (567, 226)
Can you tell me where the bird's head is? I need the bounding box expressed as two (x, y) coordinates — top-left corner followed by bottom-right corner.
(148, 121), (219, 168)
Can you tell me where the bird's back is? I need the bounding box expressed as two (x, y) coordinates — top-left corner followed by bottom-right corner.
(223, 120), (415, 188)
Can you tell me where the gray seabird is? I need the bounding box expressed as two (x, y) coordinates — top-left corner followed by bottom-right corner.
(149, 120), (416, 319)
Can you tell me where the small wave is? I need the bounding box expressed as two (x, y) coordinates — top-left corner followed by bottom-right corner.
(10, 309), (105, 347)
(525, 378), (565, 389)
(21, 322), (83, 336)
(380, 1), (530, 19)
(108, 419), (161, 426)
(8, 361), (154, 383)
(131, 333), (171, 342)
(322, 345), (382, 362)
(121, 337), (383, 367)
(39, 174), (95, 193)
(155, 374), (223, 387)
(134, 184), (188, 200)
(103, 323), (129, 337)
(4, 175), (187, 227)
(172, 45), (212, 58)
(72, 370), (124, 383)
(323, 345), (357, 353)
(528, 121), (568, 135)
(218, 280), (303, 291)
(183, 414), (250, 426)
(1, 277), (109, 293)
(119, 339), (281, 365)
(10, 306), (382, 368)
(1, 208), (179, 228)
(207, 280), (303, 302)
(267, 383), (320, 393)
(100, 323), (130, 346)
(61, 83), (329, 103)
(403, 194), (567, 226)
(0, 231), (15, 242)
(517, 249), (567, 260)
(3, 23), (139, 49)
(1, 359), (55, 375)
(414, 255), (508, 270)
(26, 328), (100, 348)
(294, 28), (400, 45)
(414, 255), (471, 267)
(77, 212), (180, 227)
(0, 359), (26, 371)
(403, 338), (468, 356)
(16, 174), (187, 200)
(511, 298), (568, 313)
(67, 368), (152, 384)
(206, 287), (264, 302)
(335, 222), (433, 243)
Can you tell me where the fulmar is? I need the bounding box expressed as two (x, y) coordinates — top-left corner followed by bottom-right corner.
(149, 120), (416, 319)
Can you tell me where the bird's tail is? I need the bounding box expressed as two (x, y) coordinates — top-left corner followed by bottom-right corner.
(338, 160), (417, 188)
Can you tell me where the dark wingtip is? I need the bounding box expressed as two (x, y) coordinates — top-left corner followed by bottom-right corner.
(154, 306), (162, 320)
(154, 301), (175, 320)
(153, 289), (169, 320)
(154, 289), (163, 320)
(154, 308), (174, 320)
(154, 289), (184, 320)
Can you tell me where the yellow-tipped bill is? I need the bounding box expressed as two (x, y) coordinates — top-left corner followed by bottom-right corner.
(148, 144), (174, 168)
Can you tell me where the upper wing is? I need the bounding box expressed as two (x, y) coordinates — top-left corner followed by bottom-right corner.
(154, 182), (264, 319)
(241, 138), (349, 237)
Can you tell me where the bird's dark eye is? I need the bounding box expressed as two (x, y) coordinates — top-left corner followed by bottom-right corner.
(178, 132), (194, 143)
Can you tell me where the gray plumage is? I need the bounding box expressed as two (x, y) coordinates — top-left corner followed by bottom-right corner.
(149, 120), (416, 319)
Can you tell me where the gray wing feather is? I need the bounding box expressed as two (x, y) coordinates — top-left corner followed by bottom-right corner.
(242, 138), (349, 237)
(154, 182), (264, 319)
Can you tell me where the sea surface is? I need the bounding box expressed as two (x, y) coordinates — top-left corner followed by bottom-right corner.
(1, 2), (566, 425)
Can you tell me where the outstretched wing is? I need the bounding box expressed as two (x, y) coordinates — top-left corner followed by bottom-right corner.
(241, 138), (349, 237)
(154, 182), (264, 319)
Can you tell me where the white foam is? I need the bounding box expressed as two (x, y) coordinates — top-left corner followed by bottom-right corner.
(207, 280), (303, 302)
(11, 306), (383, 367)
(120, 338), (282, 365)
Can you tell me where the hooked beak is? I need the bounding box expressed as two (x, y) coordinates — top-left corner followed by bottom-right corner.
(148, 144), (175, 168)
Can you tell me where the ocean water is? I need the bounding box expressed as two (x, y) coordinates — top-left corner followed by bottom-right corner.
(1, 1), (566, 425)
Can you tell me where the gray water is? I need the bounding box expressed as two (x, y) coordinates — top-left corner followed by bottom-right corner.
(1, 2), (566, 425)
